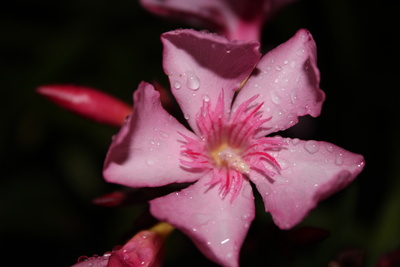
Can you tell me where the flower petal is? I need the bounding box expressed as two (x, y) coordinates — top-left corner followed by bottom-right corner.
(150, 175), (255, 267)
(250, 138), (365, 229)
(162, 29), (261, 135)
(232, 29), (325, 136)
(103, 82), (203, 188)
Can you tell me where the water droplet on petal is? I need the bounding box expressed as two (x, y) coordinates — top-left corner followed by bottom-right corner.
(291, 91), (298, 104)
(304, 140), (320, 154)
(146, 159), (155, 166)
(283, 60), (289, 65)
(275, 65), (282, 71)
(220, 238), (230, 245)
(192, 213), (210, 225)
(241, 213), (251, 221)
(202, 94), (210, 102)
(184, 113), (190, 120)
(186, 72), (200, 90)
(271, 91), (282, 104)
(160, 131), (169, 138)
(335, 153), (344, 165)
(291, 138), (300, 145)
(326, 144), (334, 152)
(290, 61), (296, 69)
(173, 81), (181, 89)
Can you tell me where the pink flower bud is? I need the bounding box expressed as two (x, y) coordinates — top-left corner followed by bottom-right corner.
(37, 85), (132, 127)
(72, 223), (174, 267)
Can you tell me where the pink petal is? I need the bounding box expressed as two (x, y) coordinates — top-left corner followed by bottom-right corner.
(250, 138), (365, 229)
(162, 29), (261, 135)
(150, 176), (255, 267)
(103, 82), (203, 188)
(140, 0), (296, 41)
(36, 85), (132, 127)
(232, 29), (325, 136)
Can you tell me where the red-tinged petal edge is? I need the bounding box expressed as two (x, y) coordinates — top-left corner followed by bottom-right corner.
(37, 85), (132, 127)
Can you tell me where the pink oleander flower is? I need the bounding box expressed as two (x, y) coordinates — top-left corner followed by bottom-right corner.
(140, 0), (296, 42)
(103, 29), (364, 267)
(72, 222), (173, 267)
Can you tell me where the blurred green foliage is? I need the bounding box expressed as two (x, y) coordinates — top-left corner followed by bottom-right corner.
(1, 0), (399, 266)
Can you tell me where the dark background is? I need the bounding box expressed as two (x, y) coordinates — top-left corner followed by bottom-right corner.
(1, 0), (399, 266)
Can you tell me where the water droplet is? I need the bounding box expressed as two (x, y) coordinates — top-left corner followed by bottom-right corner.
(304, 140), (319, 154)
(291, 138), (300, 145)
(275, 65), (282, 71)
(270, 91), (281, 104)
(184, 113), (190, 120)
(290, 91), (298, 104)
(296, 48), (305, 55)
(325, 145), (334, 152)
(221, 238), (230, 245)
(186, 72), (200, 90)
(173, 81), (181, 89)
(283, 60), (288, 65)
(254, 83), (259, 88)
(335, 153), (344, 165)
(146, 159), (155, 166)
(279, 159), (290, 170)
(192, 213), (210, 225)
(202, 95), (210, 102)
(241, 213), (251, 221)
(160, 131), (169, 138)
(274, 78), (279, 83)
(290, 61), (296, 69)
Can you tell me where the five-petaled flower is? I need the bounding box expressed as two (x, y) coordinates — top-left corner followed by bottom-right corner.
(103, 29), (364, 267)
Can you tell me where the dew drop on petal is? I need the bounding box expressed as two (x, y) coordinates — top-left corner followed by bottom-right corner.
(184, 113), (190, 120)
(146, 159), (155, 166)
(304, 140), (320, 154)
(270, 91), (282, 104)
(192, 213), (210, 225)
(202, 94), (210, 102)
(160, 131), (169, 138)
(335, 153), (344, 165)
(241, 213), (251, 221)
(275, 65), (282, 71)
(290, 91), (298, 104)
(290, 61), (296, 69)
(173, 81), (181, 89)
(221, 238), (230, 245)
(291, 138), (300, 145)
(326, 144), (334, 152)
(186, 72), (200, 90)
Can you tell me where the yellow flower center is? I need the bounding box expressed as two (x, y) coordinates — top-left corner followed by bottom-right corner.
(209, 143), (250, 174)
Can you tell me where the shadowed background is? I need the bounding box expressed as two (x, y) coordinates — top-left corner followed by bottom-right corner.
(1, 0), (398, 266)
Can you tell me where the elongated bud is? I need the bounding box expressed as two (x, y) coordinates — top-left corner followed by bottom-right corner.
(36, 85), (132, 127)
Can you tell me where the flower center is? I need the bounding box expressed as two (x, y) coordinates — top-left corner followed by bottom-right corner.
(179, 91), (284, 201)
(210, 144), (250, 174)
